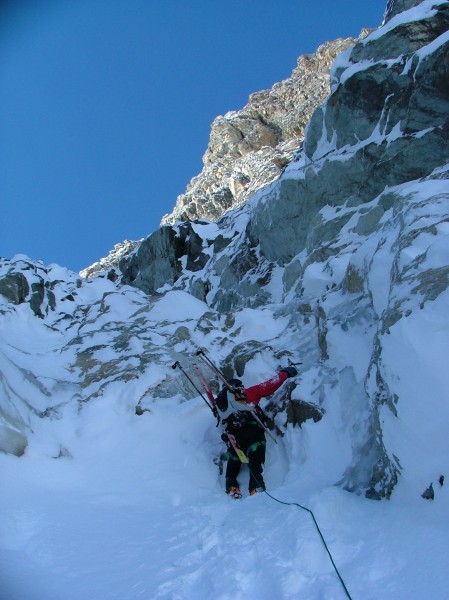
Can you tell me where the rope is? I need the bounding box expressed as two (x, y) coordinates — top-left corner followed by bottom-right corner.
(262, 487), (353, 600)
(246, 463), (354, 600)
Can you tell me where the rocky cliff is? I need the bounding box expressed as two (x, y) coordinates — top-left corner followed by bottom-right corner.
(82, 33), (366, 280)
(161, 35), (365, 226)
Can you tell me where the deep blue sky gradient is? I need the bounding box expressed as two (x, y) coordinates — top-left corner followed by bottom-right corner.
(1, 0), (387, 272)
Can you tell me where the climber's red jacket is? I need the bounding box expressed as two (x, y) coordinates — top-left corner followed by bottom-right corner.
(242, 371), (289, 406)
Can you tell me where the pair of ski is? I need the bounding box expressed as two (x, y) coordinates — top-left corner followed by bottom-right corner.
(172, 354), (249, 463)
(192, 361), (249, 463)
(195, 349), (277, 444)
(172, 349), (276, 463)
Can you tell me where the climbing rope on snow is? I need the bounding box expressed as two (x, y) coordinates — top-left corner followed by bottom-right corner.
(263, 488), (353, 600)
(249, 466), (354, 600)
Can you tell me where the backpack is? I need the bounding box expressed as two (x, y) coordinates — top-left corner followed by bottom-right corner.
(216, 388), (257, 430)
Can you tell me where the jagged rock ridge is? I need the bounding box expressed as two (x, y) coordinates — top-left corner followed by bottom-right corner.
(161, 34), (367, 226)
(82, 33), (367, 279)
(113, 30), (381, 291)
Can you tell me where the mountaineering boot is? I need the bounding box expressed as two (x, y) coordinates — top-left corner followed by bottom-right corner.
(250, 487), (264, 496)
(227, 486), (242, 500)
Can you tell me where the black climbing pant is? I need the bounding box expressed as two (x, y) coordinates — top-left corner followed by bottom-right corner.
(225, 424), (266, 493)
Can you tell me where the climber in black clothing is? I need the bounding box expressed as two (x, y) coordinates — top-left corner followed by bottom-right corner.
(215, 366), (297, 498)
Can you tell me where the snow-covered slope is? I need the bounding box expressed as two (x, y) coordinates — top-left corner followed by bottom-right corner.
(1, 1), (449, 599)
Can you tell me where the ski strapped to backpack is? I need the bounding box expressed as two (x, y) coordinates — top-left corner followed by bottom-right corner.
(195, 348), (278, 445)
(171, 360), (218, 421)
(172, 360), (249, 463)
(192, 363), (249, 463)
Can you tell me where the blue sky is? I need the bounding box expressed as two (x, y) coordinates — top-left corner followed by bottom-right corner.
(1, 0), (387, 273)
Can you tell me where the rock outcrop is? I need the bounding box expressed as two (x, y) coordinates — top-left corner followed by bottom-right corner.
(160, 35), (366, 226)
(80, 240), (140, 279)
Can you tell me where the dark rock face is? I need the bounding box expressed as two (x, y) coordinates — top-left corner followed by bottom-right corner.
(0, 259), (75, 317)
(120, 227), (182, 294)
(384, 0), (424, 23)
(0, 272), (29, 305)
(285, 399), (324, 427)
(120, 223), (211, 295)
(304, 2), (449, 200)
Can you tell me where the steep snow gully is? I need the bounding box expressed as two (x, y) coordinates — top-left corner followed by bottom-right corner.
(1, 280), (449, 599)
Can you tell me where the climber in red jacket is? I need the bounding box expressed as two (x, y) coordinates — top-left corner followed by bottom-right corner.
(215, 366), (297, 498)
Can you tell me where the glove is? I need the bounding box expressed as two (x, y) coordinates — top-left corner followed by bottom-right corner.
(281, 366), (297, 378)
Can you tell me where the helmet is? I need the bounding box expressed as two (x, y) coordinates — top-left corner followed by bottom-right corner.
(229, 378), (243, 390)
